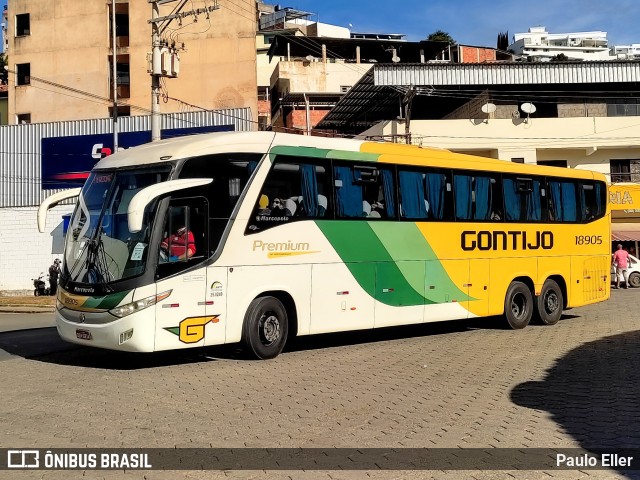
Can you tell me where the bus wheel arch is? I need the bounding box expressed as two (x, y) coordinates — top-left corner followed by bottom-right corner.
(503, 277), (534, 330)
(535, 277), (565, 326)
(241, 290), (297, 360)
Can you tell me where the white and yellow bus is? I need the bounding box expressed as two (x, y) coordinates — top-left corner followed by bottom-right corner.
(38, 132), (610, 359)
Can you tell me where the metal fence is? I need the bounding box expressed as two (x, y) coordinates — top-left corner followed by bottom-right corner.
(0, 108), (253, 207)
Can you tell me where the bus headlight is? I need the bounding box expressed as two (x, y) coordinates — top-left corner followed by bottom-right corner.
(110, 290), (172, 318)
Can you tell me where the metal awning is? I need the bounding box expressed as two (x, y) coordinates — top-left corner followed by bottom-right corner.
(612, 223), (640, 241)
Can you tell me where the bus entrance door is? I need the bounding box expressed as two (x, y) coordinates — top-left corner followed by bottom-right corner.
(154, 271), (207, 350)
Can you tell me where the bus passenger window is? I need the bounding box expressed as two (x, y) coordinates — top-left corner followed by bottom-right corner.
(247, 157), (332, 233)
(548, 180), (578, 222)
(454, 173), (499, 221)
(503, 176), (542, 222)
(581, 182), (605, 222)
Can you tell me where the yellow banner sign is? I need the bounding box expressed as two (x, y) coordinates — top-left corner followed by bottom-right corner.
(610, 184), (640, 215)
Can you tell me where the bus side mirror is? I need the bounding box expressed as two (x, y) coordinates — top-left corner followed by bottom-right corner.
(37, 188), (82, 233)
(127, 178), (212, 233)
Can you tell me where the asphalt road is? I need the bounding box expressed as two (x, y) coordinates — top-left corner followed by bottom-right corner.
(1, 290), (639, 479)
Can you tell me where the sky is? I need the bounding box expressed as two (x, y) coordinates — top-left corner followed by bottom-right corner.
(0, 0), (5, 53)
(0, 0), (638, 53)
(289, 0), (640, 47)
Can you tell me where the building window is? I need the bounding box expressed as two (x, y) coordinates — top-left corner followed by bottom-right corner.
(607, 99), (639, 117)
(538, 160), (568, 168)
(611, 159), (631, 182)
(16, 13), (30, 36)
(16, 63), (30, 85)
(511, 157), (524, 163)
(110, 3), (130, 47)
(108, 105), (130, 117)
(340, 85), (351, 93)
(109, 55), (130, 99)
(16, 113), (31, 124)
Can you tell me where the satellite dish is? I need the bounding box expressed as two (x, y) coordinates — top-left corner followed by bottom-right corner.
(521, 102), (537, 114)
(392, 55), (401, 63)
(481, 103), (496, 114)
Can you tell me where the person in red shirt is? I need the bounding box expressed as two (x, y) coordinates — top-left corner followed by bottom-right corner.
(161, 226), (196, 262)
(612, 244), (630, 289)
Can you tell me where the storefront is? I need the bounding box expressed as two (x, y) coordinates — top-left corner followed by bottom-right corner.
(610, 184), (640, 255)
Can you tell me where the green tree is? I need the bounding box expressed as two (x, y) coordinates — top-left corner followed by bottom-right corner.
(426, 30), (455, 44)
(550, 53), (571, 62)
(496, 31), (509, 51)
(0, 53), (7, 84)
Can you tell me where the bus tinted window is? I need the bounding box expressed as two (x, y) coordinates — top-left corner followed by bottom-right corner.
(248, 157), (332, 233)
(581, 181), (606, 222)
(502, 176), (544, 222)
(334, 164), (396, 219)
(548, 180), (578, 222)
(453, 172), (501, 221)
(398, 167), (453, 221)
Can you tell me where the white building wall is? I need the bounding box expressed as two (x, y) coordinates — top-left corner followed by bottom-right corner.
(362, 116), (640, 181)
(0, 205), (74, 293)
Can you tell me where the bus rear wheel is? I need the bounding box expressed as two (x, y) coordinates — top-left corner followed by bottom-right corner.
(504, 281), (532, 329)
(535, 279), (563, 325)
(242, 296), (289, 360)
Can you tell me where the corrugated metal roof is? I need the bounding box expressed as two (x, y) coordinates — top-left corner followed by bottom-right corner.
(0, 109), (253, 208)
(317, 61), (640, 130)
(374, 61), (640, 86)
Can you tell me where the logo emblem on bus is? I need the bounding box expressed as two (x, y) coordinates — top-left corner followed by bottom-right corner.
(165, 315), (220, 343)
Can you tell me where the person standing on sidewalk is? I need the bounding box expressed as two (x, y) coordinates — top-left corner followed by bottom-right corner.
(612, 244), (631, 289)
(48, 259), (61, 296)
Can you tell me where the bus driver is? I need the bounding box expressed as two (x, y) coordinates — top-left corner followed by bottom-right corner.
(160, 226), (196, 262)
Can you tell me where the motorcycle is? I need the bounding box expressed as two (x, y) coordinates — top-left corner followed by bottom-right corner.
(32, 273), (50, 296)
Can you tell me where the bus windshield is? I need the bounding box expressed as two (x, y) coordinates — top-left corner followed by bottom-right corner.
(64, 168), (170, 285)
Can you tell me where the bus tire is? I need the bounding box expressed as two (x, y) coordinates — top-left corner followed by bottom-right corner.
(503, 281), (532, 329)
(535, 279), (563, 325)
(242, 296), (289, 360)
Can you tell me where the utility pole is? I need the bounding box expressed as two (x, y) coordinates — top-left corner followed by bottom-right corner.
(150, 1), (162, 142)
(111, 0), (119, 151)
(148, 0), (219, 142)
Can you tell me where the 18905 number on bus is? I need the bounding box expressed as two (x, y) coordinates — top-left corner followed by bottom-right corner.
(575, 235), (603, 245)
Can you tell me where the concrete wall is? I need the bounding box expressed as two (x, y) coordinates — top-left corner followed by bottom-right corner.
(7, 0), (258, 124)
(274, 60), (371, 93)
(0, 205), (74, 293)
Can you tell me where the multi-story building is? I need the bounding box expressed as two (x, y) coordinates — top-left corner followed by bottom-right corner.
(5, 0), (258, 124)
(612, 44), (640, 60)
(509, 26), (614, 61)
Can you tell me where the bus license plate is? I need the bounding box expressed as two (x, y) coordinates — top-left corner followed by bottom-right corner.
(76, 329), (92, 340)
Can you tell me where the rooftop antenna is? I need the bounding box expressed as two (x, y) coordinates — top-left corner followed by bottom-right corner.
(521, 102), (536, 123)
(480, 102), (496, 123)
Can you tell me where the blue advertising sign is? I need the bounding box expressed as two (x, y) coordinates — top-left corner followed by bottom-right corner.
(41, 125), (234, 189)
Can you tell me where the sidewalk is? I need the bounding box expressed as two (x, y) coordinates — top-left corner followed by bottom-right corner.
(0, 296), (56, 314)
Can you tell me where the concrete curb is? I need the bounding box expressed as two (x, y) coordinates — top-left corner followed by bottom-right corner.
(0, 306), (55, 314)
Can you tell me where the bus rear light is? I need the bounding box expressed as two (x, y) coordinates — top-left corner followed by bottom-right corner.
(110, 290), (172, 318)
(119, 328), (134, 345)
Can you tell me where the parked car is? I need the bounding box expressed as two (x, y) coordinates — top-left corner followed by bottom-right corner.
(612, 253), (640, 288)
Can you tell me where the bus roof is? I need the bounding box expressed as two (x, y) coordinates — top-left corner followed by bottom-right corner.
(95, 131), (605, 182)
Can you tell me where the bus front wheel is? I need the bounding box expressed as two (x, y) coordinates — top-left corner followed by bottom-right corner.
(242, 296), (289, 360)
(535, 279), (563, 325)
(504, 281), (533, 329)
